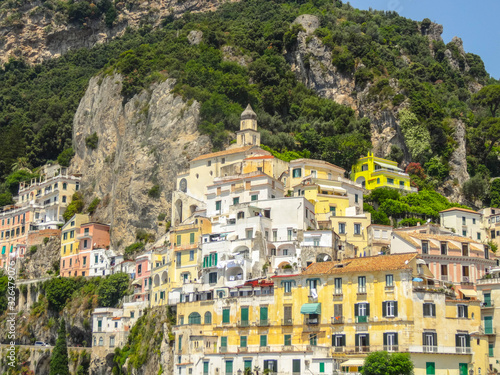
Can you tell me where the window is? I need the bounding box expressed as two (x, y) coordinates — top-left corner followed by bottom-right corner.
(293, 359), (301, 374)
(246, 229), (253, 239)
(63, 232), (68, 241)
(457, 305), (468, 319)
(355, 194), (359, 203)
(382, 301), (398, 317)
(99, 337), (103, 346)
(190, 233), (195, 244)
(188, 312), (201, 324)
(251, 194), (258, 201)
(329, 206), (336, 216)
(462, 216), (466, 225)
(83, 257), (86, 266)
(240, 336), (247, 348)
(284, 334), (292, 346)
(237, 211), (245, 219)
(361, 163), (368, 171)
(215, 200), (221, 212)
(260, 335), (267, 347)
(209, 272), (217, 284)
(292, 168), (302, 178)
(221, 158), (225, 164)
(263, 360), (277, 374)
(232, 197), (239, 205)
(440, 242), (447, 255)
(84, 227), (89, 235)
(83, 239), (88, 249)
(399, 181), (405, 188)
(222, 308), (230, 323)
(176, 253), (181, 266)
(473, 218), (476, 224)
(114, 322), (118, 328)
(423, 332), (437, 350)
(189, 250), (194, 261)
(283, 281), (293, 294)
(244, 360), (252, 372)
(489, 343), (494, 357)
(69, 259), (72, 266)
(354, 223), (361, 235)
(63, 260), (65, 268)
(455, 334), (470, 353)
(462, 230), (467, 236)
(386, 274), (394, 287)
(203, 362), (209, 375)
(273, 230), (277, 242)
(309, 333), (318, 346)
(387, 178), (394, 185)
(338, 223), (346, 234)
(130, 312), (134, 318)
(423, 303), (436, 317)
(355, 302), (369, 323)
(207, 160), (211, 167)
(358, 276), (366, 293)
(70, 230), (74, 239)
(287, 229), (293, 241)
(355, 333), (370, 351)
(381, 333), (397, 353)
(477, 232), (481, 240)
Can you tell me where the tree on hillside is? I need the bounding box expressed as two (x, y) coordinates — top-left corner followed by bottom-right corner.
(398, 109), (431, 164)
(472, 84), (500, 117)
(97, 272), (130, 307)
(490, 178), (500, 208)
(50, 319), (70, 375)
(361, 351), (414, 375)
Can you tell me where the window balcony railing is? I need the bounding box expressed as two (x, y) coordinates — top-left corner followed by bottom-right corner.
(219, 346), (228, 353)
(238, 347), (248, 353)
(282, 318), (293, 326)
(355, 316), (369, 323)
(357, 287), (366, 294)
(383, 345), (399, 352)
(259, 346), (270, 352)
(483, 327), (496, 335)
(423, 345), (438, 353)
(333, 346), (345, 353)
(331, 316), (344, 324)
(481, 302), (494, 308)
(238, 320), (250, 327)
(355, 346), (370, 353)
(455, 347), (472, 354)
(305, 317), (319, 325)
(257, 319), (269, 327)
(441, 275), (448, 281)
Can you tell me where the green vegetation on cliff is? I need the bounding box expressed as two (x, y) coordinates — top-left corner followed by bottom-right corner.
(0, 0), (498, 205)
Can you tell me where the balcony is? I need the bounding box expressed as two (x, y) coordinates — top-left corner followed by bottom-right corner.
(409, 345), (473, 355)
(481, 302), (495, 308)
(219, 346), (228, 353)
(483, 327), (496, 335)
(441, 275), (449, 282)
(383, 345), (399, 352)
(238, 320), (250, 328)
(238, 347), (248, 353)
(282, 318), (293, 326)
(477, 277), (500, 285)
(355, 346), (370, 353)
(332, 316), (344, 324)
(257, 319), (269, 327)
(305, 317), (319, 325)
(355, 316), (369, 323)
(259, 346), (270, 353)
(333, 346), (345, 353)
(455, 347), (472, 354)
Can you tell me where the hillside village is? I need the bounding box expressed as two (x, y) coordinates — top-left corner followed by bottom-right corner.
(0, 106), (500, 375)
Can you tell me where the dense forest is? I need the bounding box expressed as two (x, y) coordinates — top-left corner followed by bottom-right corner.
(0, 0), (498, 207)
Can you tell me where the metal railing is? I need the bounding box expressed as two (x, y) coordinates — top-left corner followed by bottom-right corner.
(282, 318), (293, 326)
(257, 319), (269, 327)
(355, 316), (369, 323)
(305, 317), (319, 325)
(332, 316), (344, 324)
(238, 320), (250, 327)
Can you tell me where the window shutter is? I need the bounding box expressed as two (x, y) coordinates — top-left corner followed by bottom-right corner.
(354, 303), (359, 317)
(464, 305), (468, 318)
(355, 334), (359, 347)
(383, 333), (387, 346)
(341, 335), (346, 346)
(394, 301), (398, 317)
(466, 335), (470, 347)
(382, 302), (387, 317)
(431, 304), (436, 317)
(366, 334), (370, 346)
(215, 252), (218, 266)
(366, 303), (370, 316)
(394, 333), (399, 345)
(455, 334), (460, 347)
(423, 304), (429, 316)
(422, 332), (426, 345)
(433, 332), (437, 346)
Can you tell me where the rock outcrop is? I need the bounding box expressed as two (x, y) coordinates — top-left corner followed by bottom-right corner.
(0, 0), (239, 65)
(71, 74), (211, 250)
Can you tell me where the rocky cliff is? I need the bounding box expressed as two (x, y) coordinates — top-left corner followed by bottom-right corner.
(287, 15), (476, 199)
(71, 74), (210, 250)
(0, 0), (238, 65)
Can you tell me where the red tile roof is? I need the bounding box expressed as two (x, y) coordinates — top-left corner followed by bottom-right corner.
(439, 207), (481, 215)
(191, 146), (256, 162)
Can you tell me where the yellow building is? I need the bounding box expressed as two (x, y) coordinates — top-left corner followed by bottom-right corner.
(174, 253), (488, 375)
(59, 213), (89, 277)
(330, 212), (372, 257)
(168, 216), (212, 304)
(288, 158), (345, 191)
(351, 152), (414, 191)
(150, 249), (169, 307)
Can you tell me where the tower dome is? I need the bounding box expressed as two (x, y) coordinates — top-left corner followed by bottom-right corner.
(241, 104), (257, 120)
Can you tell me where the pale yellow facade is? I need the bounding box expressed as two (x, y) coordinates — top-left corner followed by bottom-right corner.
(288, 158), (345, 191)
(330, 213), (372, 256)
(59, 213), (89, 276)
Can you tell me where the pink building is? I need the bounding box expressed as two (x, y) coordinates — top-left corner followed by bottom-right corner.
(132, 252), (151, 302)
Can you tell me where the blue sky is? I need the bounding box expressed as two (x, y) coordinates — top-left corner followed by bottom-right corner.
(348, 0), (500, 80)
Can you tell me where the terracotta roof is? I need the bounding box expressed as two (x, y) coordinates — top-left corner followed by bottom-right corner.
(397, 231), (484, 245)
(271, 274), (301, 278)
(301, 253), (418, 276)
(289, 158), (345, 172)
(244, 155), (275, 160)
(191, 146), (255, 162)
(439, 207), (481, 215)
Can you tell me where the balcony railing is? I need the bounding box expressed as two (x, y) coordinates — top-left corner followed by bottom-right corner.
(355, 346), (370, 353)
(409, 345), (473, 355)
(455, 347), (473, 354)
(483, 327), (496, 335)
(441, 275), (448, 281)
(259, 346), (270, 352)
(282, 318), (293, 326)
(305, 317), (319, 325)
(332, 316), (344, 324)
(383, 345), (399, 352)
(219, 346), (228, 353)
(238, 347), (248, 353)
(257, 319), (269, 327)
(481, 302), (495, 308)
(355, 316), (369, 323)
(238, 320), (250, 327)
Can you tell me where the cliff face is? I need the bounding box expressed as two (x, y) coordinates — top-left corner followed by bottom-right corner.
(71, 74), (211, 250)
(0, 0), (238, 65)
(287, 15), (475, 199)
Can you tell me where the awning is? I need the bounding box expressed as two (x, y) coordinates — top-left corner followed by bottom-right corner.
(318, 185), (346, 194)
(131, 279), (142, 286)
(460, 289), (477, 298)
(413, 277), (423, 282)
(374, 161), (403, 171)
(341, 359), (365, 367)
(300, 303), (321, 314)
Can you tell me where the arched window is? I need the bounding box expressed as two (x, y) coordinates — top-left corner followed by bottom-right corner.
(62, 183), (67, 190)
(99, 337), (104, 346)
(188, 312), (201, 325)
(204, 312), (212, 324)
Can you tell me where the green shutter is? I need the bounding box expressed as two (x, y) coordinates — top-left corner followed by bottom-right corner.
(240, 336), (247, 348)
(225, 360), (233, 374)
(426, 362), (435, 375)
(190, 232), (195, 244)
(244, 360), (252, 370)
(221, 336), (227, 347)
(293, 360), (301, 373)
(203, 362), (209, 374)
(178, 335), (182, 351)
(260, 306), (268, 321)
(485, 316), (494, 334)
(260, 335), (267, 347)
(241, 307), (249, 321)
(208, 254), (212, 267)
(459, 364), (468, 375)
(485, 293), (492, 307)
(222, 308), (230, 323)
(320, 362), (325, 373)
(214, 252), (218, 266)
(176, 235), (181, 245)
(284, 334), (291, 346)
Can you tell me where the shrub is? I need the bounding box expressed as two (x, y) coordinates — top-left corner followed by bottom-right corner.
(157, 213), (166, 221)
(57, 148), (75, 167)
(85, 133), (99, 150)
(43, 237), (50, 245)
(87, 198), (101, 215)
(148, 185), (161, 198)
(97, 273), (130, 307)
(63, 192), (84, 222)
(124, 242), (145, 259)
(29, 245), (38, 254)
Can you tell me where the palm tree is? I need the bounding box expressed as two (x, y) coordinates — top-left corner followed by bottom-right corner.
(11, 157), (30, 172)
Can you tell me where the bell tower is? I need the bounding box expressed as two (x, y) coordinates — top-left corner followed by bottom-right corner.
(236, 104), (260, 147)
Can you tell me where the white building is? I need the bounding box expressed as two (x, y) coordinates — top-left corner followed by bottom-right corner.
(439, 207), (484, 240)
(89, 248), (119, 277)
